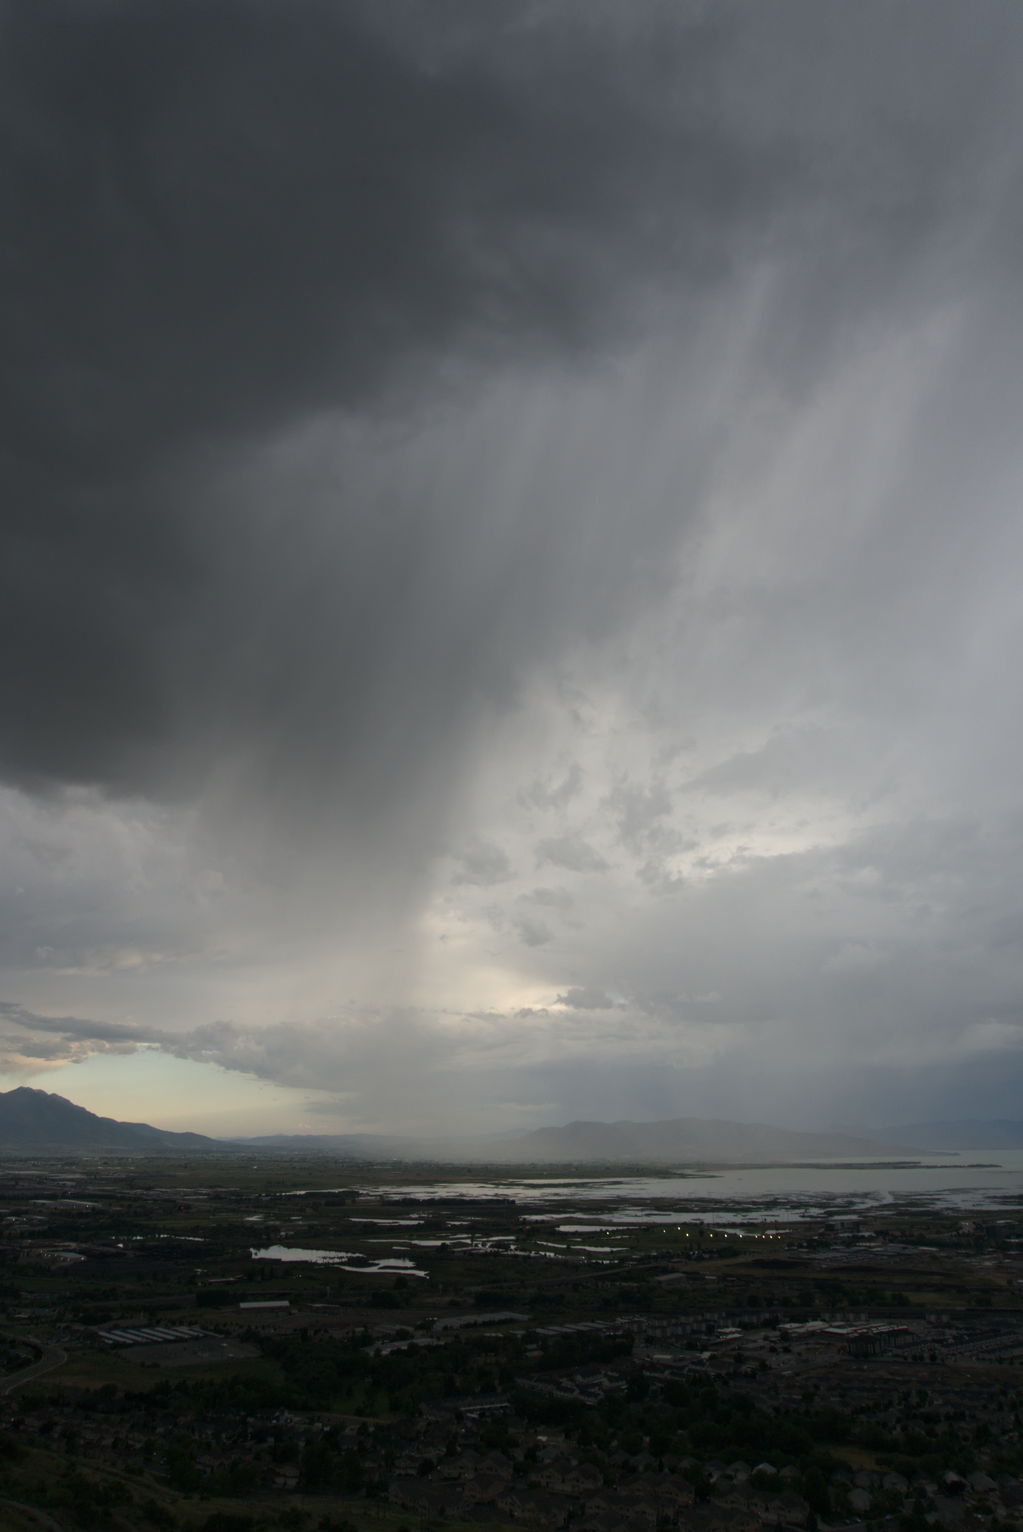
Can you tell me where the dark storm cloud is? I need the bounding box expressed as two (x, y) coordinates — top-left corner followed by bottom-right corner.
(0, 0), (776, 799)
(3, 0), (1014, 814)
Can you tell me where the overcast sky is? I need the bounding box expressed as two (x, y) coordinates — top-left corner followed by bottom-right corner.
(3, 0), (1023, 1137)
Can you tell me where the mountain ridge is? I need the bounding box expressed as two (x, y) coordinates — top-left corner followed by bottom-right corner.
(0, 1086), (222, 1154)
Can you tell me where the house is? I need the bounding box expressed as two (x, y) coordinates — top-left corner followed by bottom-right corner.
(477, 1449), (515, 1481)
(535, 1458), (603, 1495)
(574, 1513), (626, 1532)
(751, 1490), (811, 1526)
(388, 1477), (464, 1516)
(496, 1484), (571, 1526)
(630, 1471), (696, 1508)
(582, 1490), (657, 1530)
(689, 1503), (761, 1532)
(462, 1471), (508, 1504)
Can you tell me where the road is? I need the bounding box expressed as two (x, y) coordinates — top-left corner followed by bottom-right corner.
(0, 1335), (67, 1395)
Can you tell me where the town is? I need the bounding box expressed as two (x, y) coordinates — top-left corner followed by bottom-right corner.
(0, 1158), (1020, 1532)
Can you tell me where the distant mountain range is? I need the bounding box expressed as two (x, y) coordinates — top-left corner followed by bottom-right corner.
(238, 1116), (904, 1164)
(0, 1087), (221, 1155)
(482, 1117), (899, 1163)
(241, 1133), (415, 1155)
(2, 1087), (1016, 1161)
(883, 1120), (1023, 1151)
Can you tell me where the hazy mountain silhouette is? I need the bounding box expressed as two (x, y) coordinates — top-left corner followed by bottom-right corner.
(238, 1116), (900, 1162)
(482, 1116), (897, 1164)
(884, 1120), (1023, 1150)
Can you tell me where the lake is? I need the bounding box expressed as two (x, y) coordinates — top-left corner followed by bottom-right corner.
(359, 1150), (1023, 1222)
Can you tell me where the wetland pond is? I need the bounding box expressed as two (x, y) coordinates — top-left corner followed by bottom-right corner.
(250, 1245), (428, 1275)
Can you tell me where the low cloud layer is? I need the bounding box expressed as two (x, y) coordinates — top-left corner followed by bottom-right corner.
(3, 1), (1023, 1133)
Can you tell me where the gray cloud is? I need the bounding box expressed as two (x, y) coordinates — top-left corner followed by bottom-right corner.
(682, 727), (863, 800)
(536, 834), (610, 875)
(518, 886), (574, 912)
(0, 1002), (142, 1041)
(0, 1001), (150, 1074)
(555, 987), (617, 1011)
(513, 916), (552, 949)
(520, 764), (585, 814)
(603, 778), (694, 871)
(451, 839), (514, 888)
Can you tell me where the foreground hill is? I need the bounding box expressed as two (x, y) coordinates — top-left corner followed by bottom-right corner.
(0, 1086), (221, 1154)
